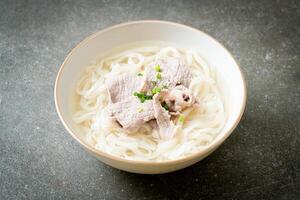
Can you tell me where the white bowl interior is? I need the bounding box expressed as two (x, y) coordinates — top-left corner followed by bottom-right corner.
(56, 21), (245, 160)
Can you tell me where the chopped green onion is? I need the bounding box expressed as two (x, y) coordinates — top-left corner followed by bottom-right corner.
(137, 73), (143, 76)
(133, 92), (153, 103)
(161, 102), (169, 111)
(151, 87), (162, 95)
(154, 65), (161, 72)
(156, 73), (162, 80)
(151, 81), (157, 86)
(162, 85), (168, 89)
(178, 115), (185, 124)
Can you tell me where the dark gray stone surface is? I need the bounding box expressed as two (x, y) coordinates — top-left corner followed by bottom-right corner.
(1, 0), (299, 199)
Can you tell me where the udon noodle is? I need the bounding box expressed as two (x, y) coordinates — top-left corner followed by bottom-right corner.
(74, 45), (226, 161)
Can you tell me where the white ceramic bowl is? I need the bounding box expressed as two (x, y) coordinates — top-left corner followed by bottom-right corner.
(54, 20), (247, 174)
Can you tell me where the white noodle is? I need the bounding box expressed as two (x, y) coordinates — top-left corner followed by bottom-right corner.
(73, 45), (226, 161)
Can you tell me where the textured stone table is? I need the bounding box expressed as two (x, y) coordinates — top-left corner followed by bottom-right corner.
(1, 0), (299, 199)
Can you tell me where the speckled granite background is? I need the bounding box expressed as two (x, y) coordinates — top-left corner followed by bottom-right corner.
(0, 0), (299, 199)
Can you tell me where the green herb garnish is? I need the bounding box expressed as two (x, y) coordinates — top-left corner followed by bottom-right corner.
(151, 87), (162, 95)
(137, 73), (143, 76)
(154, 65), (161, 72)
(178, 115), (185, 124)
(162, 85), (168, 89)
(133, 92), (153, 103)
(151, 81), (157, 86)
(156, 73), (162, 80)
(161, 102), (169, 111)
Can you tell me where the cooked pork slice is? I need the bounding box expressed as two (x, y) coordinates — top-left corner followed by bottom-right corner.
(108, 96), (155, 131)
(160, 58), (192, 88)
(153, 91), (177, 139)
(106, 73), (144, 103)
(142, 58), (192, 92)
(163, 85), (197, 115)
(106, 57), (196, 139)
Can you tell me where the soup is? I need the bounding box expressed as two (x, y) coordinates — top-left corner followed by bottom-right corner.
(73, 43), (226, 161)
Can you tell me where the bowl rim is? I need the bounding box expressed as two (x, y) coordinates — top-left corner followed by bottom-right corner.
(54, 20), (247, 166)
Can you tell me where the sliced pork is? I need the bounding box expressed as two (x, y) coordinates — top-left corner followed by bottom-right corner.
(163, 85), (197, 115)
(108, 96), (155, 131)
(106, 73), (144, 103)
(153, 91), (177, 139)
(105, 57), (197, 139)
(141, 58), (192, 93)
